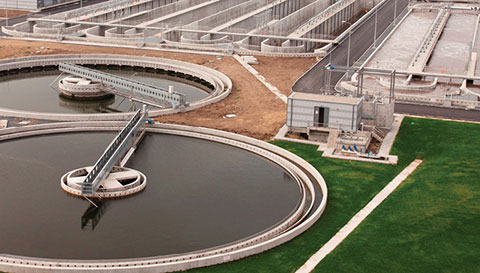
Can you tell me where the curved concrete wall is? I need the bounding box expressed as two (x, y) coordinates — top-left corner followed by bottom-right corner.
(0, 122), (328, 273)
(261, 38), (306, 53)
(0, 54), (232, 121)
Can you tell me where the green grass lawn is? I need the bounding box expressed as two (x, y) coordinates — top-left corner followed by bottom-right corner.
(313, 117), (480, 273)
(190, 127), (410, 272)
(190, 117), (480, 273)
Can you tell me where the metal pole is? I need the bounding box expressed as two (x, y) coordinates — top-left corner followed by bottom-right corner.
(347, 30), (351, 67)
(373, 9), (377, 48)
(391, 70), (396, 103)
(394, 0), (397, 25)
(80, 0), (83, 8)
(5, 0), (8, 27)
(356, 69), (361, 97)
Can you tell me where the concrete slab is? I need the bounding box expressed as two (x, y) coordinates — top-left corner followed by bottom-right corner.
(367, 10), (438, 70)
(273, 125), (328, 150)
(322, 148), (398, 165)
(378, 114), (404, 156)
(427, 13), (477, 75)
(0, 120), (7, 129)
(296, 159), (423, 273)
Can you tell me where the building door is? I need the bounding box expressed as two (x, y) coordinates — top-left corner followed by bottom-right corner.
(314, 106), (329, 127)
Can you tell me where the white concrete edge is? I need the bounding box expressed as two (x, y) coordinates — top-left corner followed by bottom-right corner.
(402, 114), (480, 124)
(295, 159), (423, 273)
(379, 114), (404, 156)
(273, 125), (329, 150)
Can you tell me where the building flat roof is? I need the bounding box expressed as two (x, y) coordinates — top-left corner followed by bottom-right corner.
(289, 92), (362, 105)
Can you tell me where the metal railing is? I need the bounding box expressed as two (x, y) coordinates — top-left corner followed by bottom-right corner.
(59, 62), (187, 107)
(81, 108), (147, 195)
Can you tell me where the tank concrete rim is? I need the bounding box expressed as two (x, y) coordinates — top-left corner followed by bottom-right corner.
(0, 122), (328, 273)
(0, 54), (232, 121)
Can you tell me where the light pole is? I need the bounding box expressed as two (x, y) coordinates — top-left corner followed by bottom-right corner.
(5, 0), (8, 27)
(373, 8), (378, 48)
(394, 0), (397, 25)
(342, 20), (352, 78)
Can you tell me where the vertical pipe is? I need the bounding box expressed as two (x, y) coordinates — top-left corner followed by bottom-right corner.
(356, 70), (360, 97)
(347, 30), (351, 67)
(5, 1), (7, 27)
(351, 105), (355, 132)
(361, 72), (364, 95)
(374, 8), (378, 47)
(394, 0), (398, 25)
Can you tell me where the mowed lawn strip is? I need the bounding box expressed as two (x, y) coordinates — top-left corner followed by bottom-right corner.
(313, 117), (480, 273)
(189, 133), (410, 272)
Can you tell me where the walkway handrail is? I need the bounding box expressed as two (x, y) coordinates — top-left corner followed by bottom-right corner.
(81, 108), (146, 195)
(59, 62), (187, 107)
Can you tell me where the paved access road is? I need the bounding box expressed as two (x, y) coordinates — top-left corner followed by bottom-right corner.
(395, 103), (480, 122)
(0, 0), (109, 36)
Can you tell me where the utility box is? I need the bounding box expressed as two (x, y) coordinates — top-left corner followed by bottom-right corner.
(287, 92), (363, 133)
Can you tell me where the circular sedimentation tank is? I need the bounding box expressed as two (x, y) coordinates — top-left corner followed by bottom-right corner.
(0, 54), (233, 120)
(0, 131), (300, 259)
(0, 123), (327, 272)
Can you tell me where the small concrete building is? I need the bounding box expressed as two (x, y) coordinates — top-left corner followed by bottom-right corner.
(1, 0), (71, 10)
(287, 92), (363, 133)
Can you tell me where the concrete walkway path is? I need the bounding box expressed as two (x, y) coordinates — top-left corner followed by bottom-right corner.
(296, 159), (423, 273)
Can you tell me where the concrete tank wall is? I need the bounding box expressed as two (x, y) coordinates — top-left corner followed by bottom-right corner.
(150, 0), (250, 27)
(361, 100), (394, 128)
(182, 0), (269, 39)
(1, 0), (37, 9)
(117, 0), (200, 26)
(72, 0), (178, 24)
(266, 0), (327, 36)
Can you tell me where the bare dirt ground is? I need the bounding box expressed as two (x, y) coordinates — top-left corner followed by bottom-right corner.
(0, 10), (32, 18)
(0, 39), (316, 140)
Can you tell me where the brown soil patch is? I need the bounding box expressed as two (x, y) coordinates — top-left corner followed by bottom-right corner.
(254, 56), (316, 96)
(0, 9), (32, 18)
(0, 38), (316, 140)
